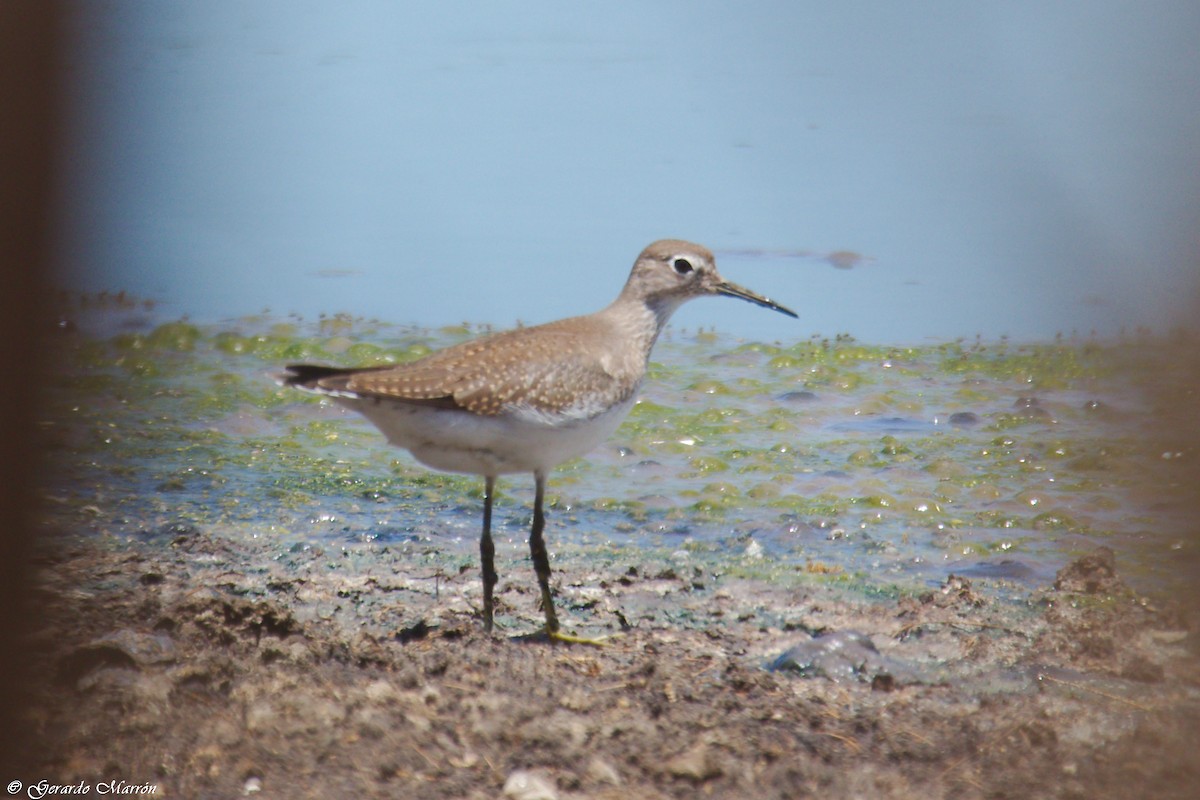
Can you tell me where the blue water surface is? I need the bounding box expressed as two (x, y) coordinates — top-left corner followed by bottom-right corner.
(57, 1), (1200, 343)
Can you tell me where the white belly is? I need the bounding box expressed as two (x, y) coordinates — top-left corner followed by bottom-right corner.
(340, 395), (636, 477)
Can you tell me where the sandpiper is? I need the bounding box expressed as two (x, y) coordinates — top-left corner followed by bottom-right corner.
(283, 239), (796, 641)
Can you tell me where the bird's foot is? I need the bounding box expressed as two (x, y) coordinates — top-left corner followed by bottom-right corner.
(547, 628), (610, 647)
(511, 626), (612, 647)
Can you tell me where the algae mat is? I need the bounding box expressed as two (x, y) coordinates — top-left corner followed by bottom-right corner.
(39, 311), (1197, 613)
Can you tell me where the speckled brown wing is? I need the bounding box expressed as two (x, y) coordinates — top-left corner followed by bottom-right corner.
(288, 316), (633, 418)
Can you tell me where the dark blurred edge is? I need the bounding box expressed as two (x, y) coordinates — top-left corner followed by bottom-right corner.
(0, 0), (60, 774)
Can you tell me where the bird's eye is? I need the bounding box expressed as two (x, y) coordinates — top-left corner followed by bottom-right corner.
(673, 258), (694, 275)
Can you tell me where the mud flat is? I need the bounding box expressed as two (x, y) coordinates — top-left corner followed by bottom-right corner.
(18, 526), (1200, 799)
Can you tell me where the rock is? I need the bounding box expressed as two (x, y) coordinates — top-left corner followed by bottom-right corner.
(768, 630), (884, 682)
(363, 678), (398, 704)
(502, 769), (558, 800)
(664, 741), (722, 781)
(922, 574), (986, 608)
(585, 756), (622, 786)
(57, 630), (177, 687)
(743, 538), (764, 559)
(1054, 547), (1123, 594)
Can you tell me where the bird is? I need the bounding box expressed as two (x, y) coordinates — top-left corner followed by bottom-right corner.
(282, 239), (796, 641)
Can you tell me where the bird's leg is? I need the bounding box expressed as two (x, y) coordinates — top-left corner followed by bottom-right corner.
(526, 473), (608, 646)
(480, 475), (498, 632)
(528, 472), (561, 636)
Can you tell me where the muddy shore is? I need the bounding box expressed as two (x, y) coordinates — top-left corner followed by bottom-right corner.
(14, 523), (1199, 799)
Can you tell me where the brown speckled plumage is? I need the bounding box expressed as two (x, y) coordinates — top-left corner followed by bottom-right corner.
(293, 315), (640, 418)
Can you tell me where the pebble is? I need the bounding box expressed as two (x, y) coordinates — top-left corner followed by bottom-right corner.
(664, 741), (722, 781)
(502, 769), (558, 800)
(744, 538), (764, 559)
(769, 630), (888, 682)
(778, 389), (818, 404)
(947, 411), (980, 426)
(585, 756), (622, 786)
(363, 678), (398, 704)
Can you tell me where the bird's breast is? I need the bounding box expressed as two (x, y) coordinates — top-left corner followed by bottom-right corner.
(339, 392), (637, 477)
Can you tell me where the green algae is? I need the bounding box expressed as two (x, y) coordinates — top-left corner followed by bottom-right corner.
(937, 339), (1109, 389)
(36, 311), (1195, 601)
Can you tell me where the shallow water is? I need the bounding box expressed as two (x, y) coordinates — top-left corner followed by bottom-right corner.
(38, 303), (1198, 604)
(61, 5), (1200, 344)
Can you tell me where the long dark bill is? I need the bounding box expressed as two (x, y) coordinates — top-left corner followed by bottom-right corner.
(715, 280), (798, 318)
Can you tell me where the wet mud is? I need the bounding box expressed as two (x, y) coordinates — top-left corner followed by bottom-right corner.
(17, 526), (1200, 799)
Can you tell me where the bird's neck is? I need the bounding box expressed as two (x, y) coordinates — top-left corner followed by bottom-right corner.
(601, 293), (682, 365)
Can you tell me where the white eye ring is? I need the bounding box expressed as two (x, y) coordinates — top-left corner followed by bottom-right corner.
(672, 257), (694, 275)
